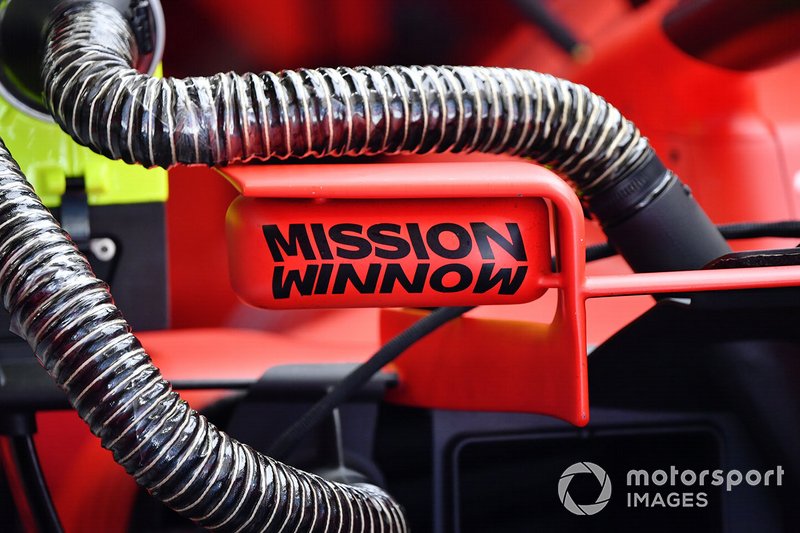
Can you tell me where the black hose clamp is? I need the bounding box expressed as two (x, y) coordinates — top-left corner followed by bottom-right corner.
(584, 152), (674, 228)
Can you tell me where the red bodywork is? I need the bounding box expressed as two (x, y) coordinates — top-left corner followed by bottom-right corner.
(17, 0), (800, 531)
(223, 161), (800, 427)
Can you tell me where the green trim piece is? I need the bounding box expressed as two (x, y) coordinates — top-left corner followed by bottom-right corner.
(0, 72), (167, 207)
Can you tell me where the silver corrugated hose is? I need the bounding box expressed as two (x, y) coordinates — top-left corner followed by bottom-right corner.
(43, 2), (649, 199)
(0, 137), (406, 531)
(43, 1), (730, 270)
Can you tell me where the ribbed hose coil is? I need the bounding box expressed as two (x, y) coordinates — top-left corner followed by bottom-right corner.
(0, 138), (406, 530)
(44, 2), (651, 200)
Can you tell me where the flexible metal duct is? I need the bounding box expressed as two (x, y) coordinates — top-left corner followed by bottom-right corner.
(44, 3), (645, 191)
(44, 2), (730, 272)
(0, 138), (406, 531)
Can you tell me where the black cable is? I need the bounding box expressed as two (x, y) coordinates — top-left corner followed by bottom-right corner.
(8, 435), (63, 533)
(584, 220), (800, 263)
(268, 306), (474, 460)
(510, 0), (583, 54)
(171, 379), (253, 391)
(717, 220), (800, 240)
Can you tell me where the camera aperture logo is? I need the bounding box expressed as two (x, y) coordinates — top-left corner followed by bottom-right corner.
(558, 462), (612, 516)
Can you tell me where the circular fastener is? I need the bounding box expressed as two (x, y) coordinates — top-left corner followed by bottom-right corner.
(90, 238), (117, 262)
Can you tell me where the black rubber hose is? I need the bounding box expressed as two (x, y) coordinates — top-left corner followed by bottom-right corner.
(0, 139), (406, 532)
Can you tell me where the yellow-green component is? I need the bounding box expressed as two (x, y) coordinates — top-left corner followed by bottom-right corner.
(0, 85), (168, 208)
